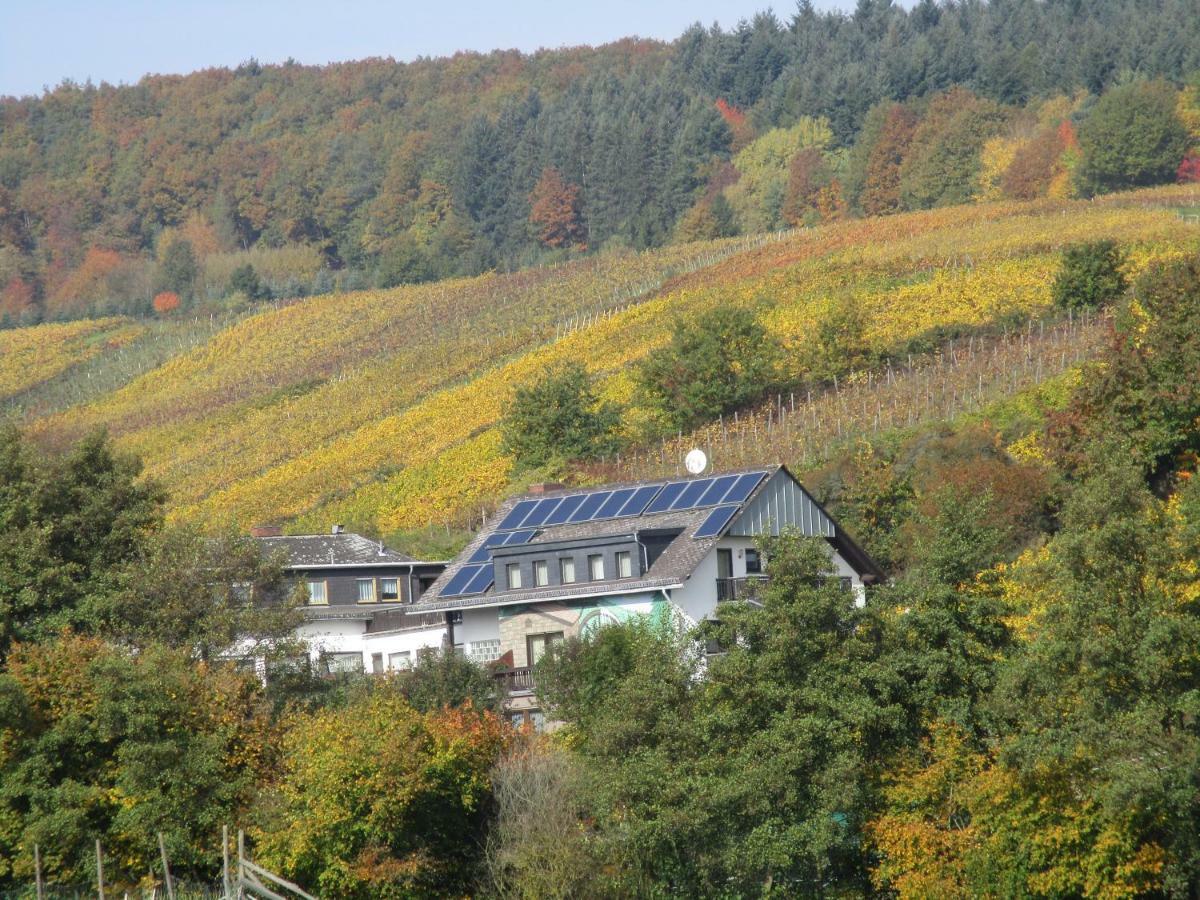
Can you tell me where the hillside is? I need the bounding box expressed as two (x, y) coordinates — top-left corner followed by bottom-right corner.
(2, 0), (1198, 326)
(12, 184), (1197, 550)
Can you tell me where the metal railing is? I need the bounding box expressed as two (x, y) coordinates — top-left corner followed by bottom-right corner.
(715, 575), (769, 603)
(365, 608), (446, 633)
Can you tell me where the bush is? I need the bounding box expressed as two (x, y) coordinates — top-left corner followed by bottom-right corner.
(227, 263), (268, 300)
(1051, 240), (1126, 310)
(635, 305), (782, 432)
(500, 362), (622, 471)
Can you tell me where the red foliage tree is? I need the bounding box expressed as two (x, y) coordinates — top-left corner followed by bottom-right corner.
(0, 276), (36, 321)
(152, 290), (181, 315)
(716, 98), (755, 151)
(1178, 153), (1200, 183)
(860, 104), (919, 216)
(529, 167), (585, 249)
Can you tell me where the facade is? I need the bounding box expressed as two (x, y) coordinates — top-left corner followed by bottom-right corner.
(411, 465), (883, 724)
(253, 525), (448, 675)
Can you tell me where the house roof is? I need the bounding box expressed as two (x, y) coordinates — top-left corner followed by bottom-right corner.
(416, 465), (886, 614)
(257, 532), (420, 569)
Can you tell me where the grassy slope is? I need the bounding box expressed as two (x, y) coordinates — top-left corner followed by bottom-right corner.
(22, 185), (1200, 548)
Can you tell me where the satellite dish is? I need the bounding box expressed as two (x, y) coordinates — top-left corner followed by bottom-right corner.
(685, 448), (708, 475)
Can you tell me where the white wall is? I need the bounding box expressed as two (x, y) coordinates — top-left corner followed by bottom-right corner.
(670, 535), (866, 622)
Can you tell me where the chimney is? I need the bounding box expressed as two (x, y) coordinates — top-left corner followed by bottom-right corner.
(331, 524), (344, 535)
(528, 482), (564, 495)
(250, 524), (283, 538)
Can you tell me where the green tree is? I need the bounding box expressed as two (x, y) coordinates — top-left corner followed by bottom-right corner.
(157, 237), (198, 302)
(1048, 255), (1200, 478)
(635, 305), (782, 432)
(253, 688), (509, 898)
(1075, 80), (1191, 196)
(500, 362), (621, 471)
(396, 646), (500, 713)
(1051, 239), (1127, 310)
(227, 262), (268, 300)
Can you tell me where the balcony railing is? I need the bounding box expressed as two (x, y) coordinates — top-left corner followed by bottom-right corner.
(493, 666), (536, 695)
(365, 608), (447, 633)
(715, 575), (769, 603)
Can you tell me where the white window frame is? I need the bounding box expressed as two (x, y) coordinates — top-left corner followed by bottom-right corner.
(306, 580), (328, 605)
(506, 563), (522, 589)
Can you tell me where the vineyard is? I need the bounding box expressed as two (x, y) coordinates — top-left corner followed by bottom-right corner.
(13, 184), (1200, 545)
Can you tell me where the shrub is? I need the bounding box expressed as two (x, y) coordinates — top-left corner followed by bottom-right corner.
(1050, 240), (1127, 310)
(152, 290), (181, 315)
(500, 362), (622, 471)
(635, 305), (782, 432)
(227, 263), (268, 300)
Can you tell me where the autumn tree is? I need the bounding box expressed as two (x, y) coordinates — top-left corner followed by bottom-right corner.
(253, 689), (509, 898)
(858, 104), (920, 216)
(528, 167), (585, 249)
(783, 147), (841, 226)
(156, 237), (198, 302)
(152, 290), (181, 315)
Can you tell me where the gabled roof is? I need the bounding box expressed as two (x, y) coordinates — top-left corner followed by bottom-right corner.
(257, 532), (419, 568)
(413, 465), (882, 613)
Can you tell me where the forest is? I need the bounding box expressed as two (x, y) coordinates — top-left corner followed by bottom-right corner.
(2, 0), (1200, 325)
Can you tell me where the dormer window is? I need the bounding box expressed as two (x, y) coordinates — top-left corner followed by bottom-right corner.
(534, 559), (549, 587)
(588, 554), (604, 581)
(506, 563), (523, 589)
(306, 580), (328, 605)
(380, 578), (399, 600)
(560, 557), (576, 584)
(616, 550), (632, 578)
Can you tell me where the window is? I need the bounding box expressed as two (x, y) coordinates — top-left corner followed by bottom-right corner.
(370, 652), (384, 675)
(533, 559), (549, 586)
(305, 580), (327, 605)
(380, 578), (400, 600)
(745, 549), (762, 574)
(448, 610), (464, 625)
(389, 651), (412, 670)
(356, 578), (377, 603)
(506, 563), (523, 589)
(616, 550), (632, 578)
(560, 557), (576, 583)
(322, 652), (363, 675)
(588, 554), (604, 581)
(469, 639), (501, 663)
(527, 631), (564, 665)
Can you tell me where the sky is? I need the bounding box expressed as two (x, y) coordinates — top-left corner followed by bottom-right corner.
(1, 0), (853, 99)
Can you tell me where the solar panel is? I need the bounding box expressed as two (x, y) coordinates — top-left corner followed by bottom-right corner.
(618, 484), (662, 517)
(595, 488), (636, 519)
(697, 474), (740, 507)
(502, 530), (536, 546)
(496, 499), (538, 531)
(521, 497), (562, 527)
(568, 490), (611, 522)
(722, 471), (767, 504)
(461, 565), (495, 595)
(645, 481), (687, 513)
(694, 504), (738, 538)
(467, 533), (509, 563)
(441, 563), (489, 596)
(543, 493), (585, 525)
(671, 477), (714, 510)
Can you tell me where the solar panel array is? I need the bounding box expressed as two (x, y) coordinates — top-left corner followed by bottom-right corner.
(439, 470), (769, 598)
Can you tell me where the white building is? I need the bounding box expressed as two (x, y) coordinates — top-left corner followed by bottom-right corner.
(410, 465), (883, 724)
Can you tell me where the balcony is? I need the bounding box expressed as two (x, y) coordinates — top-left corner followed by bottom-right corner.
(365, 607), (448, 634)
(493, 666), (536, 696)
(715, 575), (769, 603)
